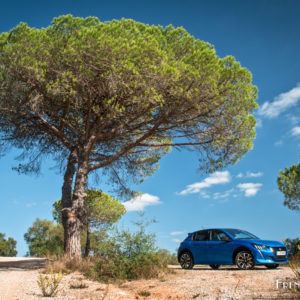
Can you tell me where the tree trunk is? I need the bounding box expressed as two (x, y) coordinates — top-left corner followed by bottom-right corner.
(64, 158), (89, 257)
(61, 150), (77, 253)
(84, 218), (91, 257)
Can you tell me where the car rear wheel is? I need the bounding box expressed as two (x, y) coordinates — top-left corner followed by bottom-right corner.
(210, 264), (220, 270)
(179, 252), (194, 270)
(235, 251), (255, 270)
(265, 264), (279, 269)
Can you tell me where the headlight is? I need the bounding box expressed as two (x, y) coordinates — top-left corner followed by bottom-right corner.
(252, 244), (269, 250)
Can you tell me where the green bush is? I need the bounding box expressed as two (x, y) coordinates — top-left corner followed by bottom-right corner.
(87, 215), (169, 281)
(0, 233), (17, 257)
(283, 238), (300, 257)
(157, 249), (178, 265)
(87, 252), (167, 281)
(24, 218), (64, 257)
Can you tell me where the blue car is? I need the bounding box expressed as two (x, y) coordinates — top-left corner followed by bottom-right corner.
(177, 228), (289, 270)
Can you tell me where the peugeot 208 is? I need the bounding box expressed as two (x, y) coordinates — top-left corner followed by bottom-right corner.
(177, 228), (289, 270)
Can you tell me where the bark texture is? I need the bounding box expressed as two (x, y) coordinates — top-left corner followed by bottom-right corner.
(64, 158), (88, 257)
(61, 151), (77, 254)
(84, 218), (91, 257)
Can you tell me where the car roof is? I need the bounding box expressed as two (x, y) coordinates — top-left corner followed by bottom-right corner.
(191, 228), (241, 234)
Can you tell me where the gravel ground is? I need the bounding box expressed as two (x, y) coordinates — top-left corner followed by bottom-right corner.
(0, 257), (298, 299)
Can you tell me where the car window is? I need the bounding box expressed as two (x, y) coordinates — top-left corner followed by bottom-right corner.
(210, 230), (230, 241)
(224, 229), (259, 240)
(193, 230), (209, 241)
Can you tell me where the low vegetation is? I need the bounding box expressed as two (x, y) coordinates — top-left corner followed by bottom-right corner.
(37, 268), (65, 297)
(0, 233), (17, 257)
(42, 215), (176, 282)
(69, 279), (88, 289)
(289, 252), (300, 296)
(283, 237), (300, 257)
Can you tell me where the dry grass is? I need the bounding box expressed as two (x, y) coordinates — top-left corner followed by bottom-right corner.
(137, 290), (151, 297)
(289, 253), (300, 297)
(44, 255), (93, 274)
(37, 268), (65, 297)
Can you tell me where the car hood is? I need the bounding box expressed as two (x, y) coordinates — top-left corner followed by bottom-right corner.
(239, 239), (286, 247)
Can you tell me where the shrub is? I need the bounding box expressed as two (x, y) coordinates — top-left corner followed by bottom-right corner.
(87, 214), (169, 281)
(37, 268), (65, 297)
(0, 233), (17, 257)
(69, 279), (88, 289)
(289, 252), (300, 296)
(24, 219), (64, 257)
(283, 238), (300, 257)
(157, 249), (178, 265)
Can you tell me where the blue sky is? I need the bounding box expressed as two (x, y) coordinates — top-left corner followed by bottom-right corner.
(0, 0), (299, 256)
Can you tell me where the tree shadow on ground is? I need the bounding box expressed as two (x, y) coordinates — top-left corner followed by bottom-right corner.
(0, 258), (47, 270)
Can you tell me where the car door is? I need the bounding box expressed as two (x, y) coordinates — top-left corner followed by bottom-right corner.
(206, 230), (235, 264)
(189, 230), (209, 264)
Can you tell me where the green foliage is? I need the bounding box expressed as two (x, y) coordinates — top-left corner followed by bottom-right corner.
(0, 14), (258, 182)
(157, 249), (179, 265)
(24, 218), (64, 257)
(53, 189), (125, 230)
(283, 238), (300, 256)
(277, 162), (300, 211)
(87, 215), (169, 281)
(0, 233), (17, 257)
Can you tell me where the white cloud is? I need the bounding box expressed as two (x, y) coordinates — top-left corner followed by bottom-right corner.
(258, 85), (300, 118)
(123, 193), (161, 211)
(172, 238), (181, 243)
(213, 188), (234, 200)
(291, 126), (300, 136)
(247, 171), (263, 178)
(170, 231), (184, 236)
(179, 171), (231, 195)
(219, 198), (229, 204)
(200, 191), (210, 199)
(236, 171), (263, 178)
(237, 183), (263, 197)
(274, 140), (283, 147)
(287, 114), (300, 125)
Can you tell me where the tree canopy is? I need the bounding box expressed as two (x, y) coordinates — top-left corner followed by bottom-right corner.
(24, 218), (64, 257)
(53, 189), (126, 229)
(0, 233), (17, 257)
(277, 162), (300, 211)
(0, 15), (258, 256)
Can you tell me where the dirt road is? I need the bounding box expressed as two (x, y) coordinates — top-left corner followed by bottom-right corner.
(0, 257), (298, 299)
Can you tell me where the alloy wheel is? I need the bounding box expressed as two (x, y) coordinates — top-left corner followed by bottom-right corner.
(236, 251), (254, 270)
(179, 252), (194, 269)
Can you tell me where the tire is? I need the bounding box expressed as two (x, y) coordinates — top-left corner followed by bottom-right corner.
(265, 264), (279, 269)
(235, 250), (255, 270)
(179, 251), (194, 269)
(210, 264), (220, 270)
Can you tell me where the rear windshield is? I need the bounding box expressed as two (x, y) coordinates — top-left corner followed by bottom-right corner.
(225, 229), (259, 240)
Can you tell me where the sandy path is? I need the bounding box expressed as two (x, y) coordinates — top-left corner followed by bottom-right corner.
(0, 257), (298, 299)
